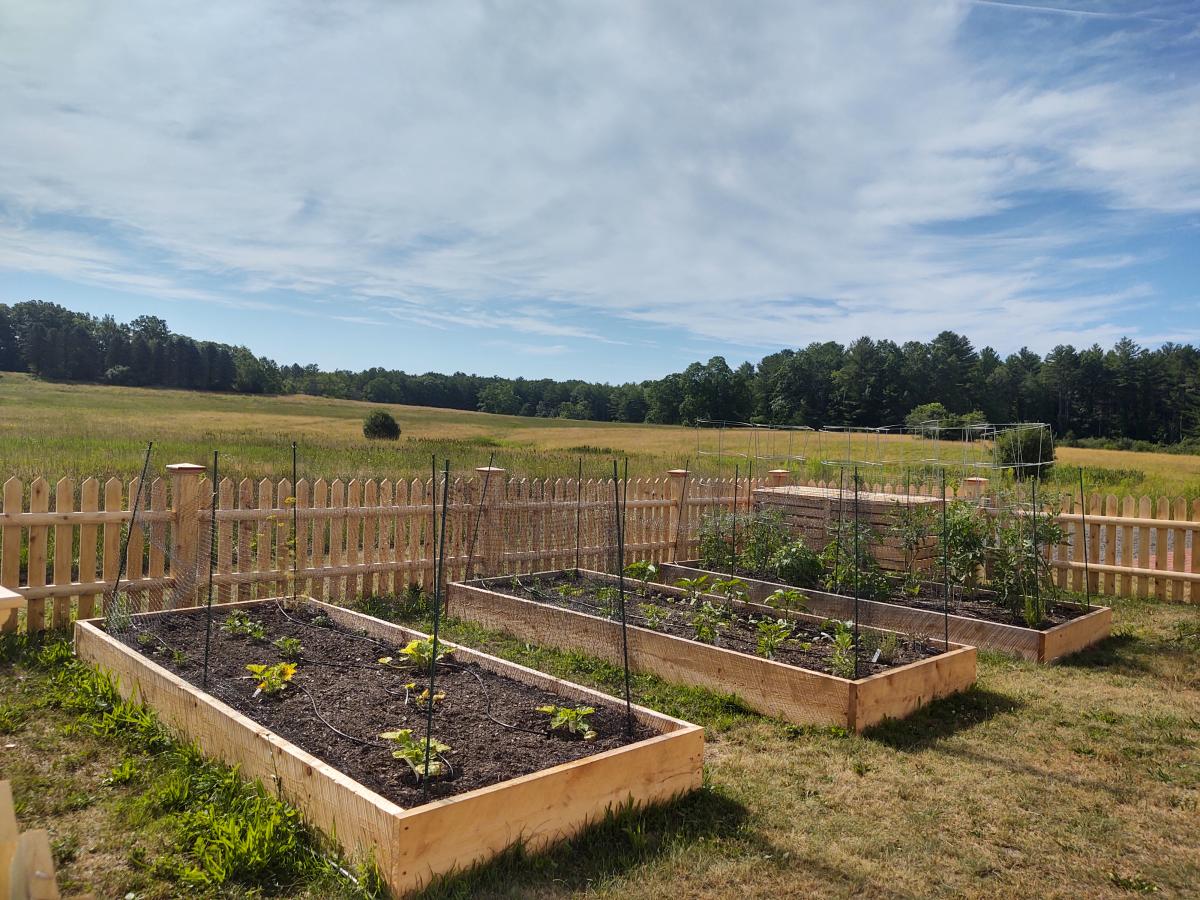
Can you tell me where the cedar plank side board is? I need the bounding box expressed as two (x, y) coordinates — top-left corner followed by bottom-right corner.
(73, 598), (703, 898)
(446, 572), (976, 732)
(660, 562), (1112, 664)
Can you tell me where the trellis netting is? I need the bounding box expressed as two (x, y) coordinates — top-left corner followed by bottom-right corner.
(678, 420), (1083, 660)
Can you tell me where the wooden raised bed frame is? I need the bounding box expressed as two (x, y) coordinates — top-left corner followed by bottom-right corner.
(446, 570), (977, 733)
(73, 598), (703, 898)
(658, 561), (1112, 664)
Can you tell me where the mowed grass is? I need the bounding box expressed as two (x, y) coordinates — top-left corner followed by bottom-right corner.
(1, 372), (1198, 497)
(2, 596), (1198, 898)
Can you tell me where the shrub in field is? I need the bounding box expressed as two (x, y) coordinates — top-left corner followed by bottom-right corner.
(363, 409), (401, 440)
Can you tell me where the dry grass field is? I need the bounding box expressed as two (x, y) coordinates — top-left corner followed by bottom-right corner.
(2, 372), (1198, 498)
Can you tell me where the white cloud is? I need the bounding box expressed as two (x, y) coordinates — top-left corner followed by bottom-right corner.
(0, 0), (1197, 360)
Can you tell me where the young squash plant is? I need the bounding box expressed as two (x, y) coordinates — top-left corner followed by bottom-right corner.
(689, 601), (729, 644)
(639, 603), (669, 629)
(538, 704), (598, 740)
(379, 638), (451, 671)
(712, 577), (749, 603)
(245, 662), (297, 697)
(379, 728), (452, 779)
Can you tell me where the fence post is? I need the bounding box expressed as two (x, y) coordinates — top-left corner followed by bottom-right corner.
(766, 469), (791, 488)
(168, 463), (208, 604)
(474, 467), (507, 577)
(667, 469), (689, 561)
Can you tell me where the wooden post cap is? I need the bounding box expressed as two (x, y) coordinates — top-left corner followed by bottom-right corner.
(474, 466), (507, 475)
(667, 469), (689, 477)
(165, 463), (207, 475)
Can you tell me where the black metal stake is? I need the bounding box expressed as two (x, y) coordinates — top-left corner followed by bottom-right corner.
(612, 459), (634, 739)
(1032, 473), (1041, 619)
(423, 458), (450, 791)
(574, 457), (583, 571)
(110, 440), (154, 620)
(202, 450), (218, 689)
(852, 466), (860, 679)
(1079, 466), (1091, 610)
(464, 451), (495, 580)
(291, 441), (298, 607)
(731, 464), (740, 566)
(941, 467), (950, 648)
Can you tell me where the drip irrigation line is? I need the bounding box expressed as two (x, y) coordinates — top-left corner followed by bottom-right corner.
(296, 683), (389, 748)
(464, 451), (496, 580)
(270, 599), (391, 650)
(202, 450), (218, 689)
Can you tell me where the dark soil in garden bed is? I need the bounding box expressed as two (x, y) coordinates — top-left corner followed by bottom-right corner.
(113, 603), (653, 806)
(485, 572), (944, 678)
(685, 563), (1090, 630)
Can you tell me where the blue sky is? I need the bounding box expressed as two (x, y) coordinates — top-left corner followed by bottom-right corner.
(1, 1), (1197, 382)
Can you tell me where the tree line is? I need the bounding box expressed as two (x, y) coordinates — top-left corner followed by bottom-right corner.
(2, 301), (1198, 445)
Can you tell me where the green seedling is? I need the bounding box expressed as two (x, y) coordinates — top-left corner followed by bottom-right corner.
(689, 601), (729, 644)
(639, 603), (668, 629)
(755, 618), (794, 659)
(273, 637), (302, 660)
(712, 577), (749, 603)
(674, 575), (710, 604)
(765, 587), (809, 616)
(379, 728), (451, 779)
(136, 632), (155, 648)
(594, 586), (621, 615)
(538, 704), (598, 740)
(245, 662), (297, 697)
(221, 610), (267, 642)
(827, 623), (856, 679)
(624, 561), (659, 595)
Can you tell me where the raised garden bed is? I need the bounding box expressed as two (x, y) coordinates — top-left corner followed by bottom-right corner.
(447, 570), (976, 732)
(74, 598), (703, 897)
(659, 561), (1112, 664)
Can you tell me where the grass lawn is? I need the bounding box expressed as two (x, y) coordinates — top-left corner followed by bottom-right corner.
(2, 594), (1197, 898)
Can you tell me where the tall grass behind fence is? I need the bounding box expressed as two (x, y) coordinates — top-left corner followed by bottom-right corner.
(1, 466), (1197, 634)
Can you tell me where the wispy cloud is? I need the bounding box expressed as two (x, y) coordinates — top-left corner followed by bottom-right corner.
(0, 0), (1197, 371)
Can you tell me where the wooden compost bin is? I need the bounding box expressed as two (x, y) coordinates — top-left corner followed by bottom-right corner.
(753, 484), (941, 572)
(446, 571), (976, 732)
(73, 598), (704, 898)
(658, 561), (1112, 664)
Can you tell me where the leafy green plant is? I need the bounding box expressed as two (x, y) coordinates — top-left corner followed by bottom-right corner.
(624, 561), (659, 595)
(765, 587), (809, 616)
(821, 521), (890, 602)
(0, 701), (26, 734)
(697, 510), (738, 570)
(829, 627), (857, 679)
(171, 649), (187, 666)
(639, 603), (669, 629)
(944, 501), (988, 592)
(408, 685), (445, 708)
(245, 662), (296, 697)
(379, 728), (451, 778)
(737, 510), (792, 574)
(380, 637), (450, 671)
(769, 540), (823, 587)
(889, 502), (937, 595)
(990, 506), (1064, 626)
(674, 575), (710, 604)
(594, 586), (621, 615)
(861, 629), (900, 664)
(689, 601), (729, 644)
(755, 618), (794, 659)
(537, 704), (598, 740)
(712, 577), (749, 603)
(272, 637), (302, 660)
(221, 610), (267, 642)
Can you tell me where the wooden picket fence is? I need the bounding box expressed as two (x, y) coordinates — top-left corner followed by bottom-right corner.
(0, 466), (756, 634)
(0, 465), (1196, 635)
